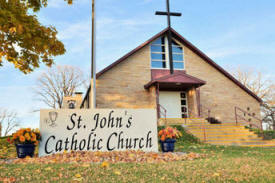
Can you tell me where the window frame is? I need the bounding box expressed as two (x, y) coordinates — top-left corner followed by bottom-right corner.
(150, 36), (185, 70)
(180, 91), (188, 118)
(150, 41), (167, 69)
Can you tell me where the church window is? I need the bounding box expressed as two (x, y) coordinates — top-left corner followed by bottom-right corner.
(151, 37), (184, 70)
(172, 40), (184, 69)
(151, 37), (166, 68)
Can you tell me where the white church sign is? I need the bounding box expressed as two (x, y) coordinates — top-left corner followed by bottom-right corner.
(39, 109), (158, 157)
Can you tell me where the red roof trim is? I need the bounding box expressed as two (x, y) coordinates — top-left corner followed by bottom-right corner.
(96, 28), (169, 78)
(144, 72), (206, 89)
(156, 72), (206, 83)
(170, 28), (262, 103)
(96, 27), (262, 103)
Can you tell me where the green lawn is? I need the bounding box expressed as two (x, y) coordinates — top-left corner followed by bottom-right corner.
(1, 126), (275, 183)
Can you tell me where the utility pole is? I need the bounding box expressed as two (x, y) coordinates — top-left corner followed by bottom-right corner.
(91, 0), (96, 108)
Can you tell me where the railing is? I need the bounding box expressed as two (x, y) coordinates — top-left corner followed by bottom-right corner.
(158, 104), (167, 125)
(235, 106), (263, 131)
(199, 104), (211, 119)
(187, 107), (207, 142)
(158, 104), (209, 142)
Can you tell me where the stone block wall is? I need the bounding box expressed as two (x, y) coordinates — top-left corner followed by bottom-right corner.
(183, 43), (261, 123)
(87, 35), (261, 126)
(95, 45), (157, 109)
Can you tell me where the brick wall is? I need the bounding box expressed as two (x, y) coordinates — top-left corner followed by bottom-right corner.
(95, 45), (157, 109)
(183, 44), (261, 123)
(91, 36), (261, 124)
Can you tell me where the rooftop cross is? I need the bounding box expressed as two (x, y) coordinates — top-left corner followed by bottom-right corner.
(155, 0), (182, 74)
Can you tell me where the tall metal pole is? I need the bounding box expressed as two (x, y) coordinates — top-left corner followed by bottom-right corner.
(166, 0), (174, 74)
(91, 0), (96, 108)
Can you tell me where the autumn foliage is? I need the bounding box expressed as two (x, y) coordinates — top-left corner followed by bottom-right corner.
(8, 128), (41, 145)
(0, 0), (73, 73)
(8, 150), (202, 164)
(158, 126), (182, 141)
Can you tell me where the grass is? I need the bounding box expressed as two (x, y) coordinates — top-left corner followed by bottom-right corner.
(0, 136), (17, 159)
(1, 126), (275, 182)
(245, 126), (275, 140)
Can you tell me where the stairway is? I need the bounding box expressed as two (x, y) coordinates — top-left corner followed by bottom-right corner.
(159, 118), (275, 147)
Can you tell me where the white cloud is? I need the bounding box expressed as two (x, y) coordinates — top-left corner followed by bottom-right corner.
(206, 48), (241, 59)
(47, 0), (64, 8)
(141, 0), (153, 4)
(199, 21), (275, 59)
(0, 84), (45, 134)
(58, 20), (91, 40)
(96, 16), (159, 41)
(56, 20), (91, 54)
(206, 46), (275, 59)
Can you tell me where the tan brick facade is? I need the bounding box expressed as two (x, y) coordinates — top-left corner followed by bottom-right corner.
(95, 45), (157, 109)
(187, 87), (198, 118)
(183, 43), (261, 123)
(84, 32), (261, 124)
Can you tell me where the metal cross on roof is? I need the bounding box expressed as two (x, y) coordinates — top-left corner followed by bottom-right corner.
(155, 0), (182, 74)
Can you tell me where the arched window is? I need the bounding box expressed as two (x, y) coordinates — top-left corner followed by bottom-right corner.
(151, 36), (184, 70)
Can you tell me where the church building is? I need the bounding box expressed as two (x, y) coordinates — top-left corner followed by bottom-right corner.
(77, 27), (262, 127)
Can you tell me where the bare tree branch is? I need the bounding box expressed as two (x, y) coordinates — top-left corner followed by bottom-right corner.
(0, 109), (20, 136)
(231, 67), (275, 130)
(34, 65), (87, 109)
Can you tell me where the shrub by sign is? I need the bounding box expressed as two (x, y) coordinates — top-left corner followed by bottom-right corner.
(39, 109), (158, 157)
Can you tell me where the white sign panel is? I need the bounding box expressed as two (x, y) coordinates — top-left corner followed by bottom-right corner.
(39, 109), (158, 157)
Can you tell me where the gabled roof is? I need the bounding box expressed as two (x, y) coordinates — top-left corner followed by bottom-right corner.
(144, 72), (206, 89)
(95, 27), (262, 103)
(96, 28), (170, 78)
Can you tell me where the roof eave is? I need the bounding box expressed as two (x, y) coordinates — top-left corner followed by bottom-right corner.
(144, 80), (206, 90)
(170, 28), (263, 103)
(96, 27), (170, 79)
(91, 27), (262, 103)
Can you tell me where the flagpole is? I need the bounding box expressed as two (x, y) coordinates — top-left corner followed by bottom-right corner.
(91, 0), (96, 108)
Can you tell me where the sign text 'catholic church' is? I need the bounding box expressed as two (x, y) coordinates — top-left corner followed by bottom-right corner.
(39, 109), (158, 157)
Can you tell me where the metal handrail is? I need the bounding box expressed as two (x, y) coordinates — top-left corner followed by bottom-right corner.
(199, 104), (211, 119)
(158, 104), (167, 125)
(158, 104), (207, 142)
(158, 104), (167, 118)
(235, 106), (263, 130)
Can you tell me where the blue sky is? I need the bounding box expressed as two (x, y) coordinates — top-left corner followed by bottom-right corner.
(1, 0), (275, 134)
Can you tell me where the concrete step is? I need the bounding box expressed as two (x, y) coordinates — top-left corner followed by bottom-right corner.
(190, 132), (258, 137)
(190, 133), (258, 137)
(187, 123), (242, 126)
(205, 139), (268, 143)
(207, 142), (275, 147)
(189, 130), (254, 134)
(208, 142), (275, 146)
(241, 144), (275, 147)
(158, 118), (207, 125)
(194, 135), (261, 140)
(159, 118), (275, 147)
(187, 126), (246, 130)
(188, 127), (248, 130)
(188, 129), (251, 133)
